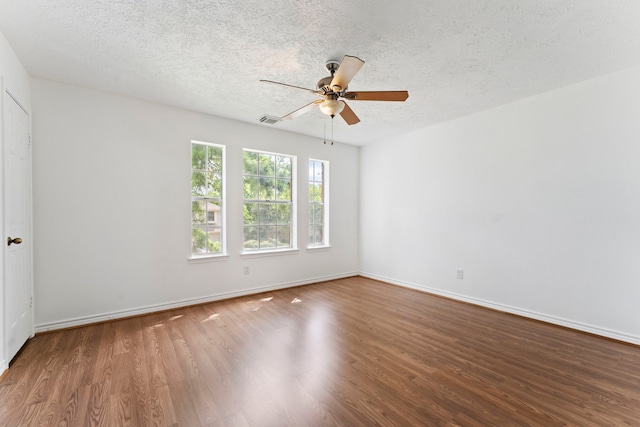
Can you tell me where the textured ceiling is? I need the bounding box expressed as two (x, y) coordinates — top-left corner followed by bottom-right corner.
(2, 1), (640, 145)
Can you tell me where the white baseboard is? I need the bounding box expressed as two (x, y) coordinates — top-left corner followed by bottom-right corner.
(0, 360), (7, 378)
(35, 272), (358, 333)
(33, 270), (640, 346)
(360, 272), (640, 346)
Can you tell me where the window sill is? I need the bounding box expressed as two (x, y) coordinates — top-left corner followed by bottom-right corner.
(241, 248), (299, 259)
(307, 245), (331, 252)
(188, 254), (230, 264)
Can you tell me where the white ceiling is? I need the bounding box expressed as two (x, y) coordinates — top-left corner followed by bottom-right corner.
(2, 1), (640, 145)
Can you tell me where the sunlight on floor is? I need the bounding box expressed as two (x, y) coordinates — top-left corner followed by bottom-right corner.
(202, 313), (221, 322)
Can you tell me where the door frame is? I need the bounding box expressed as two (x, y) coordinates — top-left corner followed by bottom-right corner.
(0, 76), (4, 373)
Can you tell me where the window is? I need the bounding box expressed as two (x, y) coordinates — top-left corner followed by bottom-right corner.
(243, 149), (296, 251)
(191, 141), (225, 256)
(309, 159), (329, 247)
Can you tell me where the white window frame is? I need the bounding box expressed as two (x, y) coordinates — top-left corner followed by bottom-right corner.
(242, 148), (297, 254)
(190, 140), (227, 259)
(308, 158), (329, 248)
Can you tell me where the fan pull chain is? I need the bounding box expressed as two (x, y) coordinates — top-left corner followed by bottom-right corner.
(323, 118), (327, 144)
(331, 116), (334, 145)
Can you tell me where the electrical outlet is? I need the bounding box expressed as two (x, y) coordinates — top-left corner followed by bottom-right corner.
(243, 266), (250, 275)
(456, 269), (464, 280)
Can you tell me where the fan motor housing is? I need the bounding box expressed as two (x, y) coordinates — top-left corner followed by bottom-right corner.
(317, 59), (347, 95)
(317, 77), (348, 94)
(316, 76), (333, 94)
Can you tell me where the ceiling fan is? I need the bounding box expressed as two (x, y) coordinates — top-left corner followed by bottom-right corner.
(260, 55), (409, 125)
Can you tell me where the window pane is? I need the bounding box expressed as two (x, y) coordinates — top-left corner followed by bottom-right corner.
(308, 225), (315, 246)
(244, 176), (259, 199)
(244, 203), (258, 224)
(192, 171), (206, 197)
(312, 225), (323, 245)
(259, 226), (277, 248)
(276, 156), (291, 178)
(192, 225), (208, 253)
(308, 163), (315, 181)
(260, 177), (276, 200)
(308, 225), (323, 246)
(192, 201), (206, 224)
(207, 172), (222, 198)
(207, 147), (222, 172)
(309, 204), (316, 225)
(192, 144), (207, 169)
(277, 204), (291, 224)
(276, 179), (291, 201)
(313, 204), (323, 224)
(206, 202), (221, 253)
(277, 225), (291, 248)
(244, 151), (259, 175)
(192, 201), (222, 254)
(310, 182), (323, 202)
(244, 226), (259, 249)
(259, 203), (277, 224)
(259, 154), (275, 177)
(308, 183), (316, 201)
(205, 201), (221, 225)
(313, 161), (323, 182)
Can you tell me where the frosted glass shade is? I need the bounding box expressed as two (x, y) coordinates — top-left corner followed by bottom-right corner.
(319, 99), (345, 116)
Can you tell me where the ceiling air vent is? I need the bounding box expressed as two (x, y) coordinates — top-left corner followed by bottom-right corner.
(259, 115), (281, 125)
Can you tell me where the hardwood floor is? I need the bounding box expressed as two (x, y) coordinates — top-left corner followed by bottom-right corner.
(1, 276), (639, 426)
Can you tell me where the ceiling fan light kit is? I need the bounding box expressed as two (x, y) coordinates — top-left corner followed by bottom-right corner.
(260, 55), (409, 127)
(319, 98), (345, 116)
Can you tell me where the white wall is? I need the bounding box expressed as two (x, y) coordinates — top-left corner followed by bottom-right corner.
(31, 78), (359, 330)
(22, 43), (640, 345)
(360, 65), (640, 344)
(0, 30), (32, 373)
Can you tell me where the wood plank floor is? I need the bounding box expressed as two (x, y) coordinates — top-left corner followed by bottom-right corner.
(1, 276), (639, 426)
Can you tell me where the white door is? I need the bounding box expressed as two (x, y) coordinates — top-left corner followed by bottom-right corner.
(4, 89), (32, 362)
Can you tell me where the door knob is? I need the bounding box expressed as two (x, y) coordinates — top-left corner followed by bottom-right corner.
(7, 237), (22, 246)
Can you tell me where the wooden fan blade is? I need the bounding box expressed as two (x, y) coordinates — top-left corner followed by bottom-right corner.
(339, 101), (360, 125)
(281, 100), (323, 120)
(330, 55), (365, 92)
(343, 91), (409, 101)
(260, 80), (321, 95)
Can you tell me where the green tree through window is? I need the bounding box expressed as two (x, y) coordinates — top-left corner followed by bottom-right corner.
(192, 141), (224, 255)
(243, 150), (295, 250)
(309, 159), (328, 247)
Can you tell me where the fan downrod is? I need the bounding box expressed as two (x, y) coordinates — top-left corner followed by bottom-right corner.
(325, 59), (340, 75)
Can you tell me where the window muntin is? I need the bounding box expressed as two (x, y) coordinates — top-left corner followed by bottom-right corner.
(191, 141), (225, 256)
(309, 159), (328, 247)
(243, 150), (296, 251)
